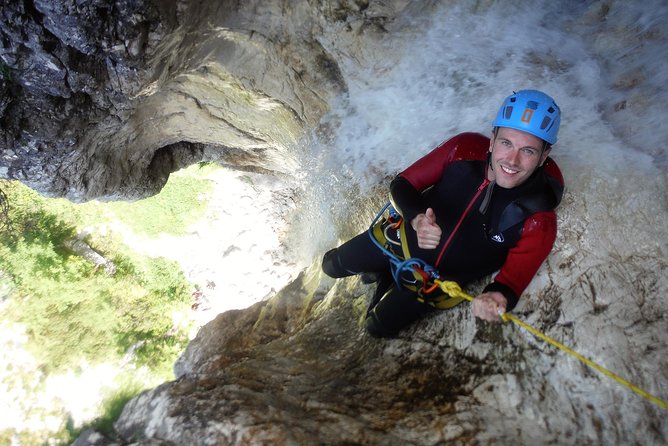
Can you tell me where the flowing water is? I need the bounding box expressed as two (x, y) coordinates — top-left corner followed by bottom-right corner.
(4, 2), (667, 443)
(288, 3), (668, 434)
(294, 0), (668, 264)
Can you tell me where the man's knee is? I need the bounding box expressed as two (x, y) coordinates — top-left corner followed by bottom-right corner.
(365, 308), (397, 338)
(365, 287), (430, 337)
(322, 248), (349, 278)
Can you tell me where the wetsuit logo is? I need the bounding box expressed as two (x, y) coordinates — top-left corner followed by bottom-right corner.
(491, 233), (504, 243)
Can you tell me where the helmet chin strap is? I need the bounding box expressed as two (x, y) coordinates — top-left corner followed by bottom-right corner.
(488, 129), (498, 177)
(539, 141), (551, 166)
(487, 150), (494, 176)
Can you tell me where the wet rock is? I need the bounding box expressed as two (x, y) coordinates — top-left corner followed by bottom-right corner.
(107, 251), (667, 445)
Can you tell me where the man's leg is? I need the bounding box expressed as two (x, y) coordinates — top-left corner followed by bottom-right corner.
(322, 232), (390, 278)
(366, 286), (433, 338)
(323, 232), (432, 337)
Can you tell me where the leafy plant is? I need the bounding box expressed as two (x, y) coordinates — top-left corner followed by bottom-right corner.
(90, 166), (214, 237)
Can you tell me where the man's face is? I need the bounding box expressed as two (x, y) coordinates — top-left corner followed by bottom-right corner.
(488, 127), (550, 189)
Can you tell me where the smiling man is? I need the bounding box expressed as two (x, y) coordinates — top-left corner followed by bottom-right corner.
(323, 90), (564, 337)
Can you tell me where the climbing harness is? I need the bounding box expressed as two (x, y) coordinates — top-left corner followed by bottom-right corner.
(367, 202), (668, 411)
(367, 202), (463, 309)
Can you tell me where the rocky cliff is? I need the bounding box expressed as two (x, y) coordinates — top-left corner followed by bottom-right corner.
(1, 0), (392, 200)
(2, 0), (667, 445)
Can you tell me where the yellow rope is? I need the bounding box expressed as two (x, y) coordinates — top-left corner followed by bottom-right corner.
(435, 279), (668, 411)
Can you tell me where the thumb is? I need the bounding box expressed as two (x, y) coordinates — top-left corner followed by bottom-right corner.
(425, 208), (436, 224)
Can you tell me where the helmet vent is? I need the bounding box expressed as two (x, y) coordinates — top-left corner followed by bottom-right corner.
(527, 101), (538, 110)
(504, 106), (513, 119)
(547, 106), (555, 114)
(541, 116), (553, 130)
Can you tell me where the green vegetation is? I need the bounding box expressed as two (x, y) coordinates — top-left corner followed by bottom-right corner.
(0, 180), (194, 374)
(0, 164), (218, 444)
(65, 374), (146, 441)
(78, 163), (216, 237)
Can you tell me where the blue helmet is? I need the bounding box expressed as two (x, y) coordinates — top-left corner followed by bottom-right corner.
(492, 90), (561, 145)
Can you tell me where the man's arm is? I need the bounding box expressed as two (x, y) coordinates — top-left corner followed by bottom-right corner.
(473, 211), (557, 320)
(389, 175), (427, 226)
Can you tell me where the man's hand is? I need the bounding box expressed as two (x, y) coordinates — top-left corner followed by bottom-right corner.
(411, 208), (442, 249)
(471, 291), (507, 322)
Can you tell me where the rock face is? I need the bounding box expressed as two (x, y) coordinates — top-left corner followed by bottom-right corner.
(3, 0), (668, 445)
(1, 0), (165, 198)
(112, 252), (667, 445)
(1, 0), (395, 200)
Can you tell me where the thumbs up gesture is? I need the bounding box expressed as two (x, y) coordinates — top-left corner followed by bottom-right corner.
(410, 208), (442, 249)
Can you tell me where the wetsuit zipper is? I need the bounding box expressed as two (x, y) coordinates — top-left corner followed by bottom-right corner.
(435, 178), (491, 268)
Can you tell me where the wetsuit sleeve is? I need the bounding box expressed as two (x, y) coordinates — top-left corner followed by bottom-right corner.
(389, 176), (426, 225)
(398, 132), (490, 190)
(484, 211), (557, 311)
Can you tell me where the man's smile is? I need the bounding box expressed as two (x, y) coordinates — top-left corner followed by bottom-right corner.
(500, 164), (520, 175)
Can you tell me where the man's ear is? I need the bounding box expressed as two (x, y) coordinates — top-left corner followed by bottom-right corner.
(540, 147), (552, 166)
(489, 131), (495, 152)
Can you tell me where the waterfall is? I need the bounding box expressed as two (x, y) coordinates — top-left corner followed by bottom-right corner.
(294, 0), (667, 263)
(288, 2), (668, 428)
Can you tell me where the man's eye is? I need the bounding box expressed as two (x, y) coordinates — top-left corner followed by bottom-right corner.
(522, 148), (536, 156)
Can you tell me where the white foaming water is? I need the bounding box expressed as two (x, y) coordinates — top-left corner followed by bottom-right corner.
(295, 0), (668, 261)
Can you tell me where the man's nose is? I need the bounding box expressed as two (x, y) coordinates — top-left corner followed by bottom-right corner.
(508, 148), (521, 165)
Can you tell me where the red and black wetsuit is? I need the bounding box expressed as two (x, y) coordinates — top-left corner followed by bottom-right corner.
(392, 132), (564, 309)
(322, 132), (564, 336)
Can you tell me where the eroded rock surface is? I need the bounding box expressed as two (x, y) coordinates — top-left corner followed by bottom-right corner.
(1, 0), (410, 200)
(111, 251), (667, 445)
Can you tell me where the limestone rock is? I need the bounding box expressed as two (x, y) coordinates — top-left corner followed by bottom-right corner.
(110, 255), (667, 445)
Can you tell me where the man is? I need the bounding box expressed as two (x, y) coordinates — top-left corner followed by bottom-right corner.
(322, 90), (564, 337)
